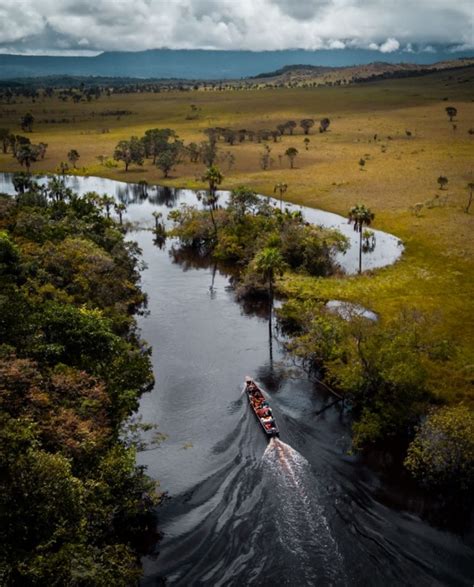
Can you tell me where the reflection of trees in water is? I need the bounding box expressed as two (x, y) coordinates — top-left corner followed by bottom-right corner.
(153, 235), (166, 250)
(114, 184), (181, 207)
(148, 186), (181, 208)
(168, 245), (214, 272)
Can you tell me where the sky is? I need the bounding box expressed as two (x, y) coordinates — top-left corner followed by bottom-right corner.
(0, 0), (473, 55)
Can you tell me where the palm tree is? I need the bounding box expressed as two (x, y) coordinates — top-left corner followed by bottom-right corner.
(273, 182), (288, 211)
(101, 195), (115, 219)
(114, 202), (127, 225)
(254, 247), (287, 363)
(201, 165), (223, 238)
(348, 204), (375, 274)
(253, 247), (287, 304)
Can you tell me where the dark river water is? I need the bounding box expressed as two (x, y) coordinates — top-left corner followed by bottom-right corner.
(1, 174), (473, 586)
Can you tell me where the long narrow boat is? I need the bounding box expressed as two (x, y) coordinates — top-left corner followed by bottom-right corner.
(244, 377), (279, 437)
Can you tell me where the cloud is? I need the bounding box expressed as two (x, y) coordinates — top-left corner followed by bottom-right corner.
(379, 38), (400, 53)
(0, 0), (472, 54)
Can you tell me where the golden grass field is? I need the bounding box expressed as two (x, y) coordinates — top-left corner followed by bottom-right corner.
(1, 67), (473, 402)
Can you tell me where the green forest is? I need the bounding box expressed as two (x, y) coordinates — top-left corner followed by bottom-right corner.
(0, 175), (158, 585)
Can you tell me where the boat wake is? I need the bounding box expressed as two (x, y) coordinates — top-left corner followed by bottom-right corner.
(262, 438), (346, 585)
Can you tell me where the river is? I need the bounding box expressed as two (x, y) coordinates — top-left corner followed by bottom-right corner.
(1, 174), (472, 586)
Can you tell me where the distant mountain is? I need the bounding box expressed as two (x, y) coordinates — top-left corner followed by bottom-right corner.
(1, 48), (473, 80)
(251, 58), (474, 86)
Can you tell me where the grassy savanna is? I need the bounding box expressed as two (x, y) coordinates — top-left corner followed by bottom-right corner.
(1, 67), (473, 409)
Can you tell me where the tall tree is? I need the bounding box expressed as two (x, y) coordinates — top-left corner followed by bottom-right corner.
(437, 176), (448, 190)
(0, 127), (10, 153)
(253, 247), (287, 304)
(16, 144), (39, 172)
(113, 137), (145, 172)
(445, 106), (457, 122)
(274, 182), (288, 211)
(285, 147), (298, 169)
(201, 165), (223, 238)
(67, 149), (80, 168)
(285, 121), (297, 135)
(348, 204), (375, 274)
(319, 118), (331, 133)
(20, 112), (34, 132)
(300, 119), (315, 135)
(12, 172), (34, 194)
(143, 128), (175, 163)
(114, 202), (127, 226)
(155, 141), (183, 178)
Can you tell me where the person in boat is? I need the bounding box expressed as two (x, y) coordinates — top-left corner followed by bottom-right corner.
(246, 380), (258, 393)
(256, 407), (271, 417)
(261, 416), (274, 424)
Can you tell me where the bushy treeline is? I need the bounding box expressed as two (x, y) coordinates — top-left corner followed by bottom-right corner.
(168, 183), (348, 297)
(0, 176), (158, 584)
(279, 299), (474, 492)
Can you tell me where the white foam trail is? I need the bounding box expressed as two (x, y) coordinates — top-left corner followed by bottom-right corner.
(262, 438), (346, 585)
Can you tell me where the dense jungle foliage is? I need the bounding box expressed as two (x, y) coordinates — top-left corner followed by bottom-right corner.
(168, 184), (348, 297)
(0, 175), (158, 585)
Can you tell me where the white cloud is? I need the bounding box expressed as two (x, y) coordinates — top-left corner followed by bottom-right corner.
(379, 38), (400, 53)
(0, 0), (472, 54)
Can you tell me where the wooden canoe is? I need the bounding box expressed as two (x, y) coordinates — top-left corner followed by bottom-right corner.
(244, 377), (279, 437)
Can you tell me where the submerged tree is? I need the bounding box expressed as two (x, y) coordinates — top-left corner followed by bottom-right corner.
(201, 165), (223, 238)
(274, 182), (288, 211)
(253, 247), (287, 305)
(348, 203), (375, 274)
(114, 202), (127, 226)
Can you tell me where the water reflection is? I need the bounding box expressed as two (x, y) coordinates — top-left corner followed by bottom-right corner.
(0, 173), (404, 275)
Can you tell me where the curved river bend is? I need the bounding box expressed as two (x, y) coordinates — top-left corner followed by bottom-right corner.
(1, 174), (472, 586)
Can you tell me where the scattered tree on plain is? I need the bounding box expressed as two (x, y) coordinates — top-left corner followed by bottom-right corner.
(155, 141), (183, 178)
(67, 149), (80, 168)
(300, 119), (315, 135)
(437, 176), (448, 190)
(20, 112), (34, 132)
(285, 147), (298, 169)
(319, 118), (330, 133)
(113, 137), (145, 171)
(445, 106), (457, 122)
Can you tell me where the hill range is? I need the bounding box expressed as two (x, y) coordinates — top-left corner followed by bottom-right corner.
(1, 48), (473, 81)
